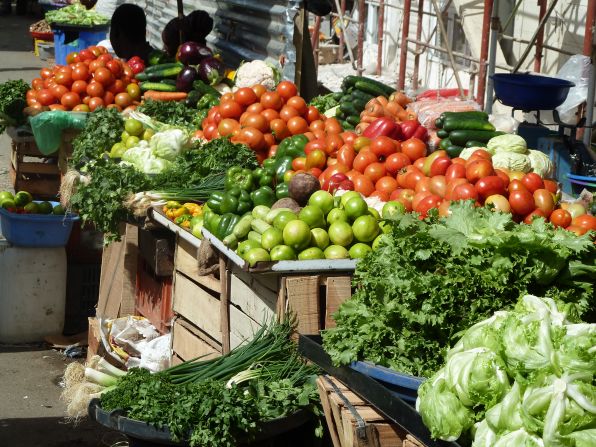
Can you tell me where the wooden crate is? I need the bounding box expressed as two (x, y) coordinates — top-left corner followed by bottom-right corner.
(171, 317), (222, 361)
(135, 258), (173, 334)
(317, 376), (409, 447)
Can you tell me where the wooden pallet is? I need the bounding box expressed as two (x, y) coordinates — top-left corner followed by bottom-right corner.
(317, 376), (425, 447)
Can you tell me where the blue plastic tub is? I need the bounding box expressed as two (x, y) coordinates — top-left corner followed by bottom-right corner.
(52, 25), (108, 65)
(491, 73), (574, 111)
(0, 202), (79, 247)
(567, 173), (596, 194)
(350, 361), (425, 404)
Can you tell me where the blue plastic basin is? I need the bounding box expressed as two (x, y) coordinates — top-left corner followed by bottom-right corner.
(491, 73), (574, 111)
(350, 361), (425, 404)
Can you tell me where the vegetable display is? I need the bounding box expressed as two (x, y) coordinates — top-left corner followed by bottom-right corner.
(322, 201), (595, 377)
(417, 295), (595, 446)
(0, 79), (29, 133)
(0, 190), (65, 215)
(45, 3), (109, 26)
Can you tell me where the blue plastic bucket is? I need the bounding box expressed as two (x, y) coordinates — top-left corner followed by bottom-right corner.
(52, 25), (108, 65)
(491, 73), (574, 110)
(567, 173), (596, 194)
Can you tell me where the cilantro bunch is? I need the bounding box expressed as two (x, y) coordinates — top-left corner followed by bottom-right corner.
(0, 79), (29, 133)
(322, 202), (595, 378)
(70, 108), (124, 166)
(137, 99), (203, 130)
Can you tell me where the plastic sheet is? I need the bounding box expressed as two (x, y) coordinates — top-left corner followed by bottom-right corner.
(29, 111), (87, 155)
(555, 55), (592, 124)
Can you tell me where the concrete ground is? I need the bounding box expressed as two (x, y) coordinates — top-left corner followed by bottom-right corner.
(0, 11), (117, 447)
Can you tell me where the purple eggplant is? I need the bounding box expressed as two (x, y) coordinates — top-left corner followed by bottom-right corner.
(176, 66), (198, 92)
(198, 57), (224, 86)
(177, 41), (203, 65)
(196, 44), (213, 60)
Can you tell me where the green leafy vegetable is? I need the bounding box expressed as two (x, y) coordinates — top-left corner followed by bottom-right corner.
(137, 99), (203, 129)
(0, 79), (29, 133)
(309, 93), (340, 114)
(71, 107), (123, 166)
(45, 3), (109, 26)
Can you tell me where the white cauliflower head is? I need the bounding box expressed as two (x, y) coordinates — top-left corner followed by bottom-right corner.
(233, 60), (279, 90)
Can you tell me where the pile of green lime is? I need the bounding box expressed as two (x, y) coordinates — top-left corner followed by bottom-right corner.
(0, 190), (65, 215)
(109, 118), (153, 158)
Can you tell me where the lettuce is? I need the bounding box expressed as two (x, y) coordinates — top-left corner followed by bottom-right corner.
(491, 151), (532, 173)
(487, 134), (528, 155)
(449, 311), (508, 357)
(122, 142), (172, 174)
(485, 381), (524, 434)
(150, 129), (189, 161)
(528, 149), (555, 178)
(493, 429), (545, 447)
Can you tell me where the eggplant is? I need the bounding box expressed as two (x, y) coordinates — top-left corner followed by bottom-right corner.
(198, 57), (224, 86)
(177, 41), (203, 65)
(176, 66), (198, 92)
(196, 44), (213, 60)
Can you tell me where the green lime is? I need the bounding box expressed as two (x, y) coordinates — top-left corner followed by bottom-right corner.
(52, 204), (66, 215)
(121, 130), (131, 141)
(0, 191), (14, 202)
(110, 142), (127, 158)
(38, 201), (53, 214)
(125, 136), (140, 149)
(142, 128), (155, 141)
(14, 191), (33, 207)
(124, 118), (144, 136)
(1, 199), (16, 209)
(24, 202), (39, 214)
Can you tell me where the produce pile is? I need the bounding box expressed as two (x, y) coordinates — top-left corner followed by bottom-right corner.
(45, 3), (109, 26)
(0, 190), (65, 215)
(417, 295), (595, 446)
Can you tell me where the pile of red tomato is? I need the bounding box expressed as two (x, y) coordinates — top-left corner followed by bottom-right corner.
(26, 46), (141, 112)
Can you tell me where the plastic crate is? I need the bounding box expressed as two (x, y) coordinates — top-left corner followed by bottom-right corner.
(350, 361), (424, 404)
(0, 201), (79, 247)
(52, 25), (108, 65)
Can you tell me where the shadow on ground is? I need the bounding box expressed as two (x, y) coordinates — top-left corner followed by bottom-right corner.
(0, 14), (43, 53)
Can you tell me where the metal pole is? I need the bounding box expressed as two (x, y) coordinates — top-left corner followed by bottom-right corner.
(311, 15), (321, 75)
(513, 0), (559, 73)
(334, 0), (356, 67)
(357, 0), (366, 76)
(412, 0), (424, 89)
(398, 0), (412, 90)
(534, 0), (547, 72)
(485, 0), (500, 114)
(430, 0), (465, 97)
(584, 0), (595, 56)
(337, 0), (347, 63)
(582, 0), (596, 148)
(477, 0), (494, 107)
(376, 0), (385, 75)
(176, 0), (184, 43)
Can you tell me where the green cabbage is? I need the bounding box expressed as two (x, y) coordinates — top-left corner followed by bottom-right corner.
(528, 149), (555, 178)
(122, 142), (172, 174)
(485, 381), (524, 434)
(459, 146), (486, 160)
(472, 420), (498, 447)
(487, 134), (528, 154)
(493, 428), (545, 446)
(449, 311), (508, 357)
(150, 129), (189, 161)
(491, 151), (532, 173)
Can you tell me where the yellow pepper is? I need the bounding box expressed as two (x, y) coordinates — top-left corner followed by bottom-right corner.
(181, 220), (191, 229)
(166, 209), (177, 220)
(183, 203), (202, 214)
(226, 70), (236, 81)
(173, 207), (189, 218)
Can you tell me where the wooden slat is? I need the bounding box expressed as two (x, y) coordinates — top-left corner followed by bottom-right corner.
(9, 164), (59, 199)
(286, 276), (320, 335)
(325, 276), (352, 329)
(231, 266), (279, 294)
(172, 318), (221, 362)
(138, 228), (174, 277)
(175, 237), (220, 292)
(220, 257), (230, 354)
(97, 228), (126, 319)
(229, 304), (262, 349)
(173, 272), (222, 342)
(119, 224), (139, 317)
(230, 272), (277, 324)
(317, 377), (342, 447)
(17, 162), (60, 175)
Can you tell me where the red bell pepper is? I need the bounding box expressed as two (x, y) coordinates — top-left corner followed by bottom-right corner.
(362, 117), (402, 140)
(128, 56), (145, 74)
(400, 119), (428, 141)
(326, 173), (354, 193)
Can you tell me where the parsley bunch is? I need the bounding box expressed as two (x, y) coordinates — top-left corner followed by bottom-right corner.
(70, 108), (123, 166)
(137, 99), (203, 130)
(0, 79), (29, 133)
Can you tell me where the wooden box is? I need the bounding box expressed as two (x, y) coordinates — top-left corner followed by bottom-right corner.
(135, 258), (173, 334)
(171, 317), (221, 362)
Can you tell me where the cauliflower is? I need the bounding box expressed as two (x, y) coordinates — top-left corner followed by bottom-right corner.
(233, 60), (280, 90)
(491, 152), (532, 173)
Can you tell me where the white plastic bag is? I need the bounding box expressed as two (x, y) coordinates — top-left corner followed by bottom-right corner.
(489, 114), (519, 133)
(556, 55), (592, 124)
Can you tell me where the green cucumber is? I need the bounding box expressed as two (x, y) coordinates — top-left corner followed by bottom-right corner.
(332, 91), (344, 101)
(340, 101), (359, 117)
(351, 89), (375, 103)
(346, 115), (360, 126)
(160, 79), (177, 86)
(446, 145), (464, 158)
(439, 111), (489, 121)
(354, 81), (387, 97)
(341, 120), (354, 130)
(140, 81), (177, 92)
(449, 130), (504, 146)
(193, 80), (222, 98)
(435, 117), (444, 129)
(439, 138), (452, 150)
(352, 97), (368, 111)
(342, 75), (395, 96)
(443, 117), (495, 132)
(436, 129), (450, 139)
(143, 62), (183, 74)
(465, 140), (488, 148)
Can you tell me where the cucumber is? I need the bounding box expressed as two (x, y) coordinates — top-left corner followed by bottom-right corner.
(251, 218), (272, 234)
(435, 117), (444, 129)
(340, 101), (359, 117)
(465, 140), (488, 148)
(332, 91), (344, 101)
(139, 81), (177, 92)
(443, 117), (495, 132)
(351, 89), (375, 103)
(232, 215), (253, 239)
(143, 62), (183, 74)
(341, 120), (354, 130)
(160, 79), (177, 86)
(346, 115), (360, 126)
(223, 233), (238, 249)
(449, 130), (504, 146)
(436, 129), (450, 139)
(439, 111), (489, 121)
(247, 231), (262, 245)
(446, 145), (464, 158)
(354, 81), (387, 97)
(343, 75), (395, 96)
(439, 138), (452, 150)
(352, 97), (368, 111)
(193, 80), (222, 98)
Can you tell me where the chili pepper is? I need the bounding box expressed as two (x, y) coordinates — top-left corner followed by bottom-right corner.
(275, 183), (289, 199)
(400, 119), (427, 141)
(250, 186), (276, 208)
(175, 214), (192, 227)
(206, 191), (226, 214)
(225, 167), (254, 191)
(362, 117), (402, 140)
(173, 206), (189, 218)
(216, 213), (241, 240)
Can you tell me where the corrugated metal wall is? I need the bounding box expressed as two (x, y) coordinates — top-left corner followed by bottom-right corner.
(130, 0), (303, 81)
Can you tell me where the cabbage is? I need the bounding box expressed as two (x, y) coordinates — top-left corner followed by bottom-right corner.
(564, 429), (596, 447)
(416, 373), (474, 441)
(514, 295), (574, 326)
(487, 134), (528, 154)
(528, 150), (555, 178)
(471, 420), (498, 447)
(122, 142), (172, 174)
(485, 381), (524, 434)
(553, 324), (596, 374)
(493, 428), (545, 447)
(149, 128), (188, 161)
(459, 146), (485, 160)
(491, 151), (532, 173)
(449, 311), (508, 356)
(444, 348), (510, 408)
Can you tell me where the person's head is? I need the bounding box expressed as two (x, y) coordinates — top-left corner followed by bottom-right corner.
(162, 10), (214, 57)
(110, 4), (147, 59)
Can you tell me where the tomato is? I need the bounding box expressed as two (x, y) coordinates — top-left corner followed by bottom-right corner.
(375, 176), (398, 194)
(559, 202), (587, 218)
(566, 225), (588, 236)
(260, 91), (283, 110)
(37, 89), (56, 106)
(340, 131), (357, 146)
(470, 149), (492, 160)
(353, 136), (371, 152)
(401, 138), (428, 162)
(219, 100), (243, 119)
(572, 214), (596, 232)
(287, 116), (309, 135)
(523, 209), (548, 224)
(204, 123), (219, 140)
(72, 104), (90, 112)
(445, 163), (466, 182)
(415, 177), (432, 194)
(369, 136), (397, 159)
(54, 71), (72, 87)
(451, 183), (479, 201)
(237, 127), (265, 150)
(415, 194), (442, 218)
(363, 162), (387, 183)
(429, 156), (452, 176)
(413, 157), (426, 172)
(353, 175), (375, 197)
(88, 97), (105, 111)
(286, 96), (307, 116)
(337, 145), (356, 169)
(93, 67), (113, 86)
(543, 179), (558, 194)
(86, 82), (104, 98)
(509, 189), (535, 216)
(325, 134), (344, 156)
(261, 108), (279, 123)
(105, 60), (122, 77)
(233, 87), (257, 106)
(465, 159), (494, 184)
(114, 92), (132, 108)
(50, 84), (68, 100)
(89, 46), (103, 57)
(475, 176), (506, 200)
(429, 175), (447, 197)
(369, 190), (390, 201)
(48, 104), (66, 111)
(385, 153), (410, 176)
(412, 191), (431, 211)
(521, 172), (544, 193)
(107, 79), (125, 94)
(217, 118), (239, 137)
(243, 113), (269, 133)
(40, 67), (53, 79)
(508, 179), (527, 192)
(269, 145), (278, 158)
(305, 106), (321, 123)
(31, 78), (44, 90)
(244, 103), (263, 114)
(292, 157), (306, 171)
(494, 169), (511, 188)
(263, 133), (276, 148)
(309, 120), (325, 133)
(353, 151), (378, 173)
(324, 118), (343, 135)
(251, 84), (267, 99)
(485, 194), (511, 213)
(26, 89), (37, 101)
(403, 170), (425, 190)
(276, 81), (298, 100)
(532, 189), (555, 217)
(305, 149), (326, 170)
(60, 92), (80, 109)
(508, 171), (525, 181)
(279, 105), (299, 122)
(303, 131), (315, 141)
(70, 80), (87, 95)
(445, 178), (469, 200)
(82, 95), (91, 105)
(270, 119), (290, 141)
(438, 200), (452, 217)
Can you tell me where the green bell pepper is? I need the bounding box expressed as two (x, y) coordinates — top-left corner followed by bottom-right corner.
(262, 158), (276, 170)
(197, 93), (219, 110)
(250, 186), (276, 208)
(222, 186), (252, 214)
(203, 209), (222, 235)
(275, 183), (289, 199)
(274, 156), (293, 182)
(275, 137), (293, 159)
(216, 213), (241, 240)
(206, 191), (226, 214)
(225, 167), (254, 191)
(286, 134), (308, 158)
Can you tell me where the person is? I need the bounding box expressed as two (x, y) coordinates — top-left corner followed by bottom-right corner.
(109, 3), (154, 63)
(162, 10), (213, 58)
(1, 0), (27, 15)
